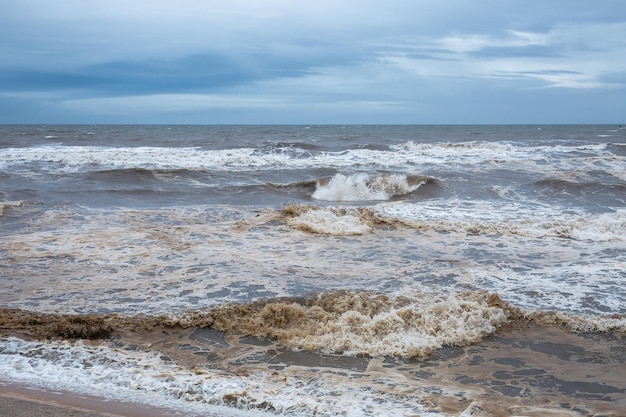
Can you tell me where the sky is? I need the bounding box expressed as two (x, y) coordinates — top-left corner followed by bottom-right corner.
(1, 0), (625, 124)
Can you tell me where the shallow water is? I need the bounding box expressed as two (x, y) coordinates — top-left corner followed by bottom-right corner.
(1, 124), (625, 415)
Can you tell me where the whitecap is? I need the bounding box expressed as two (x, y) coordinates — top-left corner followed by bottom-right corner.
(312, 173), (427, 201)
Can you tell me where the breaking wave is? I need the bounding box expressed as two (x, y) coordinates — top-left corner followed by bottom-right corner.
(2, 291), (625, 359)
(282, 205), (373, 235)
(312, 173), (434, 201)
(206, 291), (509, 357)
(0, 200), (24, 216)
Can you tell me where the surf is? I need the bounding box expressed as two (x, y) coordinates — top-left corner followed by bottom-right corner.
(312, 173), (435, 202)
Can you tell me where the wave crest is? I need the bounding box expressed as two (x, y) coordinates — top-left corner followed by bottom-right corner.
(0, 291), (509, 358)
(312, 173), (432, 201)
(3, 291), (625, 359)
(207, 291), (509, 358)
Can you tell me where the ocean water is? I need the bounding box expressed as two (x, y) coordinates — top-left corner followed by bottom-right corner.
(1, 124), (625, 416)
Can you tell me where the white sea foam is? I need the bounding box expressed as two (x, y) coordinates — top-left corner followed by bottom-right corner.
(1, 140), (621, 177)
(0, 145), (286, 173)
(390, 140), (609, 162)
(280, 202), (626, 315)
(0, 338), (269, 416)
(3, 203), (624, 318)
(0, 337), (447, 417)
(372, 201), (626, 242)
(467, 260), (626, 315)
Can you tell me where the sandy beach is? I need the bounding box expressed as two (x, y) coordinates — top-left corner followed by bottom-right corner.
(0, 382), (187, 417)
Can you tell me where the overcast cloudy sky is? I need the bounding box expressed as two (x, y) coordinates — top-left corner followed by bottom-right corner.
(1, 0), (625, 124)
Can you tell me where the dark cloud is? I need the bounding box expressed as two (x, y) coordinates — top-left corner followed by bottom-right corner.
(0, 53), (317, 95)
(85, 53), (310, 94)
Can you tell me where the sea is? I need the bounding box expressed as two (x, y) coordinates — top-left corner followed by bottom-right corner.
(0, 124), (625, 416)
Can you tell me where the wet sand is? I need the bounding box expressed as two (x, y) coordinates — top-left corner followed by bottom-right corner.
(0, 382), (189, 417)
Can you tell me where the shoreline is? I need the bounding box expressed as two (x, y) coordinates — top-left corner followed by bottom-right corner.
(0, 381), (190, 417)
(1, 322), (625, 416)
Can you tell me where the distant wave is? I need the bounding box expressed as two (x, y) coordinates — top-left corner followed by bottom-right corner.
(532, 178), (626, 196)
(0, 145), (277, 173)
(84, 167), (211, 180)
(81, 167), (216, 186)
(2, 141), (621, 175)
(256, 141), (323, 152)
(528, 178), (626, 207)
